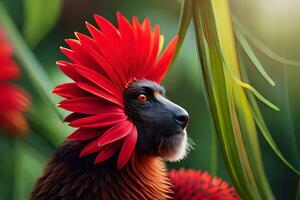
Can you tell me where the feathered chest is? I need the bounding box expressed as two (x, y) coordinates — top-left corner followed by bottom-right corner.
(30, 141), (171, 200)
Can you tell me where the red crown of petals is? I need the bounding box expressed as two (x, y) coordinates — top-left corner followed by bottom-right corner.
(0, 30), (30, 135)
(53, 12), (178, 169)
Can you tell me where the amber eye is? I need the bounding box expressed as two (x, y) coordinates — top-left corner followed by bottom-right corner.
(137, 94), (148, 104)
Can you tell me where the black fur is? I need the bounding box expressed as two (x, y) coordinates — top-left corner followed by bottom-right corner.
(124, 80), (189, 156)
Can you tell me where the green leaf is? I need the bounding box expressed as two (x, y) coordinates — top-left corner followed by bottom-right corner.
(250, 92), (299, 175)
(23, 0), (62, 47)
(193, 2), (260, 198)
(175, 0), (193, 59)
(220, 50), (280, 111)
(238, 57), (300, 176)
(235, 30), (275, 86)
(13, 139), (46, 200)
(232, 17), (300, 68)
(192, 0), (275, 198)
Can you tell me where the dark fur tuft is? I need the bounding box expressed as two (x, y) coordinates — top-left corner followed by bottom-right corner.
(30, 141), (171, 200)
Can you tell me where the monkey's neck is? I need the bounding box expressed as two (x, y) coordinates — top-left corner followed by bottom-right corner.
(31, 141), (172, 200)
(120, 153), (172, 199)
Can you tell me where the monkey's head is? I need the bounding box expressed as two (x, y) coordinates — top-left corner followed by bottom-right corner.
(55, 12), (189, 169)
(124, 79), (189, 162)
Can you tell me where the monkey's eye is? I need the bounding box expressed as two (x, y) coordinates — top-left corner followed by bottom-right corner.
(137, 94), (148, 104)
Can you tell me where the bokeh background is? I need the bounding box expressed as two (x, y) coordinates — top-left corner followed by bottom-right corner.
(0, 0), (299, 199)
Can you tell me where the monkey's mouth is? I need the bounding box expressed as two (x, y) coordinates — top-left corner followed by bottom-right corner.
(157, 129), (189, 162)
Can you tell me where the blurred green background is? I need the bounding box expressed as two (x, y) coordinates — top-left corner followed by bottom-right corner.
(0, 0), (299, 199)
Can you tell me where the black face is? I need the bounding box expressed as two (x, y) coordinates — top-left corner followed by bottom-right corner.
(123, 79), (190, 161)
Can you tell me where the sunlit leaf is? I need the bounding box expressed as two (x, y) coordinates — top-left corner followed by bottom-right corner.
(232, 17), (300, 68)
(23, 0), (62, 47)
(193, 1), (260, 198)
(192, 0), (276, 198)
(238, 57), (300, 176)
(220, 51), (280, 111)
(235, 30), (275, 86)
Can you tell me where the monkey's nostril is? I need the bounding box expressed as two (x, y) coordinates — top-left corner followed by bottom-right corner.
(175, 111), (189, 129)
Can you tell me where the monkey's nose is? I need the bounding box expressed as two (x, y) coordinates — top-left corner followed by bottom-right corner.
(175, 110), (189, 129)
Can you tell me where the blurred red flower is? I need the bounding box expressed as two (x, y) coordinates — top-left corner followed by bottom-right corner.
(53, 12), (178, 169)
(0, 30), (30, 135)
(169, 169), (241, 200)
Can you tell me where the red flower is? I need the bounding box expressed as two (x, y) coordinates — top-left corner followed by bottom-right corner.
(169, 169), (240, 200)
(53, 12), (178, 169)
(0, 30), (30, 135)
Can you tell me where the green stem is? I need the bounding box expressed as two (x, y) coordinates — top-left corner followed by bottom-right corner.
(0, 3), (63, 120)
(210, 129), (218, 175)
(174, 0), (193, 59)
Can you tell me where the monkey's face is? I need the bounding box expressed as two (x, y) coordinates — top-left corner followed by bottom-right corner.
(123, 79), (190, 162)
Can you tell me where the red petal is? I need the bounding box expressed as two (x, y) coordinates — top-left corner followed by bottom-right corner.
(57, 61), (85, 82)
(67, 128), (106, 141)
(52, 83), (88, 98)
(133, 17), (152, 71)
(75, 32), (98, 51)
(117, 12), (136, 76)
(70, 112), (127, 128)
(139, 18), (152, 69)
(58, 97), (123, 114)
(77, 82), (123, 107)
(132, 16), (143, 75)
(79, 139), (100, 157)
(0, 33), (13, 57)
(86, 22), (128, 84)
(117, 125), (138, 169)
(75, 32), (122, 86)
(97, 120), (133, 147)
(62, 40), (100, 71)
(0, 59), (20, 81)
(74, 65), (122, 100)
(94, 14), (121, 42)
(141, 25), (160, 76)
(146, 36), (178, 83)
(94, 141), (121, 164)
(0, 110), (28, 134)
(0, 84), (30, 111)
(63, 113), (90, 123)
